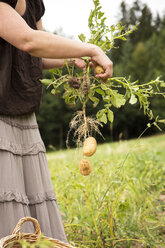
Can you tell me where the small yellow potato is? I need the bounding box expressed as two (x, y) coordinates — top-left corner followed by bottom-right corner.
(79, 158), (92, 176)
(95, 65), (105, 74)
(83, 137), (97, 157)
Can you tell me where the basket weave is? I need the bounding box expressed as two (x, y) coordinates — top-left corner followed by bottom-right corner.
(0, 217), (74, 248)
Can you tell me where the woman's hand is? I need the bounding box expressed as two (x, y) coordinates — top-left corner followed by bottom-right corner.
(90, 45), (113, 81)
(70, 58), (86, 70)
(69, 55), (113, 82)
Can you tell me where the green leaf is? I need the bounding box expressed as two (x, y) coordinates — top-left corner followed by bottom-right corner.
(100, 113), (107, 124)
(110, 91), (126, 108)
(96, 109), (106, 118)
(95, 88), (105, 96)
(100, 84), (108, 90)
(104, 103), (112, 108)
(63, 90), (77, 104)
(40, 79), (53, 85)
(129, 94), (137, 104)
(89, 95), (100, 107)
(125, 87), (131, 101)
(110, 25), (115, 32)
(101, 17), (107, 25)
(51, 89), (56, 95)
(103, 95), (110, 102)
(96, 109), (107, 124)
(160, 82), (165, 87)
(78, 33), (86, 42)
(98, 11), (104, 19)
(107, 109), (114, 123)
(65, 96), (76, 105)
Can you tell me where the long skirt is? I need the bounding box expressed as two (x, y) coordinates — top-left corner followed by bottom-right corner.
(0, 112), (67, 243)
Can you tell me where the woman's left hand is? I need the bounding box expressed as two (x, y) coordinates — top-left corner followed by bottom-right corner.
(70, 58), (86, 70)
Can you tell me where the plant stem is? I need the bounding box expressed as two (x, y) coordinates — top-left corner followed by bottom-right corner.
(83, 102), (88, 139)
(107, 202), (114, 243)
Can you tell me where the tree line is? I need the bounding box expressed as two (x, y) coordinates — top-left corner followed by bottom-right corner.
(37, 0), (165, 149)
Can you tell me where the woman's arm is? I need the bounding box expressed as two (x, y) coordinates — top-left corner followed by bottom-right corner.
(36, 19), (87, 70)
(36, 18), (107, 73)
(42, 58), (67, 70)
(0, 2), (113, 79)
(42, 58), (87, 70)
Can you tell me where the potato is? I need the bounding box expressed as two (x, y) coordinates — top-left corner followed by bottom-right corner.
(79, 158), (92, 176)
(95, 65), (105, 74)
(83, 137), (97, 157)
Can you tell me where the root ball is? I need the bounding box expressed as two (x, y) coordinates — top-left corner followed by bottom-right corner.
(68, 76), (81, 89)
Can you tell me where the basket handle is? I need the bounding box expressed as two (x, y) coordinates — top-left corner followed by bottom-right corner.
(12, 217), (41, 236)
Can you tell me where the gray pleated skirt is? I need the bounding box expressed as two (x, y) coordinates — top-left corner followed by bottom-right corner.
(0, 112), (67, 243)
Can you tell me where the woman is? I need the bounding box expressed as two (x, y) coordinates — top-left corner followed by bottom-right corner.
(0, 0), (113, 242)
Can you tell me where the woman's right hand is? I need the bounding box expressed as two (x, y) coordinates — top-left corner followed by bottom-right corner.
(90, 45), (113, 81)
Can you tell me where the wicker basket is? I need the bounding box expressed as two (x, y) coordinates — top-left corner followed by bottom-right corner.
(0, 217), (74, 248)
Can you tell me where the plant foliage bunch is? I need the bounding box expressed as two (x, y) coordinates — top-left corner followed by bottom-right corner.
(41, 0), (165, 146)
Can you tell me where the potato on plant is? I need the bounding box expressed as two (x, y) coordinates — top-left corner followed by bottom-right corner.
(95, 65), (105, 75)
(79, 158), (92, 176)
(83, 137), (97, 157)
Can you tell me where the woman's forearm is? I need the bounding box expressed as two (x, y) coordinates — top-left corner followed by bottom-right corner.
(42, 58), (67, 70)
(26, 30), (96, 59)
(27, 30), (113, 79)
(42, 58), (87, 71)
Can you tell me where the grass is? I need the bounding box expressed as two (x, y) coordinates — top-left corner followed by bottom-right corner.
(47, 134), (165, 248)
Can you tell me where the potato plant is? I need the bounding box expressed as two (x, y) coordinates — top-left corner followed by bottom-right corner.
(41, 0), (165, 146)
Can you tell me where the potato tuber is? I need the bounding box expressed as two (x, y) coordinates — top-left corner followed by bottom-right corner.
(95, 65), (104, 74)
(79, 158), (92, 176)
(83, 137), (97, 157)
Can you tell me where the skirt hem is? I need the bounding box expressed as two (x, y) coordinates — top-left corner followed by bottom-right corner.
(0, 190), (57, 205)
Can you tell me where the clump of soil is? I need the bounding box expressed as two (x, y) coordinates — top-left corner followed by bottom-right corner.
(68, 76), (81, 89)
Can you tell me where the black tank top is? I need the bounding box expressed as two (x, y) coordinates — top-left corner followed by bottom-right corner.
(0, 0), (45, 115)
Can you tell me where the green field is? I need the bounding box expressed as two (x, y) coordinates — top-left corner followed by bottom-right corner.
(47, 134), (165, 248)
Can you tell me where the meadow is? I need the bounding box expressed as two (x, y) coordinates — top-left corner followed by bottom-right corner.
(47, 134), (165, 248)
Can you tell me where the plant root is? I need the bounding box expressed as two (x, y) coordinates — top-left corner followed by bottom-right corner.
(66, 110), (104, 148)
